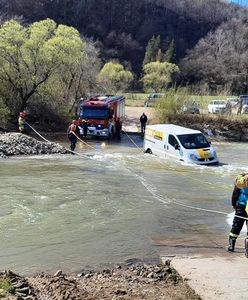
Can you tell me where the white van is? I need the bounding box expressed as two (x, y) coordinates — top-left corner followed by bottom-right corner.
(144, 124), (219, 165)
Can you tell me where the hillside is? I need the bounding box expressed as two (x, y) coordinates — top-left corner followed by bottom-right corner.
(0, 0), (246, 74)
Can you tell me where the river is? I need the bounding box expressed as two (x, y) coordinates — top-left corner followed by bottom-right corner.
(0, 135), (247, 274)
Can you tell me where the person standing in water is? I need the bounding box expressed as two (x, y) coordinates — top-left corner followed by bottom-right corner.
(67, 119), (80, 153)
(18, 111), (26, 133)
(227, 173), (248, 254)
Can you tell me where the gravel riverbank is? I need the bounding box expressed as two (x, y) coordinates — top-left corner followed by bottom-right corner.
(0, 263), (200, 300)
(0, 133), (67, 158)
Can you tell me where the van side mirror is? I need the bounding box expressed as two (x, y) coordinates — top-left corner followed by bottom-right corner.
(175, 144), (180, 150)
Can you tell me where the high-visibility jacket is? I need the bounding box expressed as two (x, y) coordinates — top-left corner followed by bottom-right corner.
(235, 174), (248, 209)
(236, 188), (248, 207)
(18, 117), (25, 130)
(235, 174), (248, 189)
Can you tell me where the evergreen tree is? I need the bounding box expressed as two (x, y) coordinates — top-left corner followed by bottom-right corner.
(143, 35), (161, 66)
(156, 49), (163, 62)
(164, 40), (175, 63)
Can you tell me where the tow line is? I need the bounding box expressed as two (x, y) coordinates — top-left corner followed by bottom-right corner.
(122, 127), (143, 152)
(26, 122), (248, 229)
(121, 127), (248, 226)
(25, 122), (90, 158)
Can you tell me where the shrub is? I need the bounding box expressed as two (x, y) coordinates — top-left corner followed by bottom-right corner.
(155, 88), (188, 122)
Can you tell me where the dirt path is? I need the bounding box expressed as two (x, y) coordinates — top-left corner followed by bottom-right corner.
(124, 107), (155, 133)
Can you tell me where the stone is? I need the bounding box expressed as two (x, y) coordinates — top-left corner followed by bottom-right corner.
(0, 133), (67, 158)
(54, 270), (63, 277)
(147, 272), (154, 278)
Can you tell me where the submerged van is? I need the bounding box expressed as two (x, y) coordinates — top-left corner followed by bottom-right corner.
(144, 124), (219, 165)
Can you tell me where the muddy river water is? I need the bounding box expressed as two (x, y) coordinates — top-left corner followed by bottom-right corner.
(0, 135), (247, 274)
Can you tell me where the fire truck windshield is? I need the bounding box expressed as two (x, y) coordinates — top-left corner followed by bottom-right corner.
(80, 106), (108, 118)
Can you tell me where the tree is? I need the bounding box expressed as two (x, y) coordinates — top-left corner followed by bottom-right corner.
(0, 18), (93, 115)
(1, 0), (246, 77)
(0, 97), (10, 128)
(164, 39), (175, 63)
(180, 18), (248, 93)
(142, 61), (180, 92)
(143, 35), (161, 66)
(97, 61), (133, 94)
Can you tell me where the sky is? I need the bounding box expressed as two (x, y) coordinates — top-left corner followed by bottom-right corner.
(229, 0), (248, 5)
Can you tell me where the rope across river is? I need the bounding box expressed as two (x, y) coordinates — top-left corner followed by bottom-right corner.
(25, 122), (248, 224)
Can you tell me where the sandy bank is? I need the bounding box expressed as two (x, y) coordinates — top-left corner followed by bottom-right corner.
(170, 255), (248, 300)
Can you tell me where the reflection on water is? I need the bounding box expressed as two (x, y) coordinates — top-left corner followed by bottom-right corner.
(0, 135), (247, 274)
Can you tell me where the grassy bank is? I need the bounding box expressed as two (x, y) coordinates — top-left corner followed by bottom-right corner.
(124, 92), (240, 110)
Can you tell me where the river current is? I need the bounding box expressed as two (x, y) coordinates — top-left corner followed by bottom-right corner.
(0, 135), (247, 274)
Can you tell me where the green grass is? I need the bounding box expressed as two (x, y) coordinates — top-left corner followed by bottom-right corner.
(124, 92), (242, 110)
(123, 93), (149, 100)
(0, 278), (14, 297)
(124, 93), (149, 107)
(125, 98), (146, 107)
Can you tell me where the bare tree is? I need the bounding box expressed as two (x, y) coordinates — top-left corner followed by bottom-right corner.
(181, 17), (248, 93)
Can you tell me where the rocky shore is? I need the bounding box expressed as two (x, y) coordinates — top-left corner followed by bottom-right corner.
(0, 262), (200, 300)
(0, 133), (67, 158)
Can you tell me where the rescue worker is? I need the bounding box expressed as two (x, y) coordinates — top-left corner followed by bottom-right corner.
(140, 112), (148, 135)
(115, 117), (122, 139)
(18, 111), (26, 133)
(227, 173), (248, 252)
(67, 119), (80, 153)
(82, 118), (88, 138)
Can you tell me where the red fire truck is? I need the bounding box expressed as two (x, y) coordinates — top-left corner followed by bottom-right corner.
(78, 95), (125, 138)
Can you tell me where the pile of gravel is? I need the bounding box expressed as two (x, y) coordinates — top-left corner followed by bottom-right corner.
(0, 133), (67, 158)
(0, 263), (200, 299)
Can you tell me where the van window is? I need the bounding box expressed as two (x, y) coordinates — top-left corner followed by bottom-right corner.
(177, 133), (210, 149)
(168, 135), (178, 147)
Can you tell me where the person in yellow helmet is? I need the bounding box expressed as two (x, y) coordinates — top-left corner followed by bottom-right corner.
(18, 111), (26, 133)
(227, 173), (248, 254)
(67, 119), (80, 153)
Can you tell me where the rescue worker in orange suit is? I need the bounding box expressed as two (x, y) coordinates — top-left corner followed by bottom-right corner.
(228, 173), (248, 253)
(140, 112), (148, 135)
(67, 120), (80, 153)
(18, 111), (26, 133)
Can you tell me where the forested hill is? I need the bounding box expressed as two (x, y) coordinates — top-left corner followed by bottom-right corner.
(0, 0), (246, 73)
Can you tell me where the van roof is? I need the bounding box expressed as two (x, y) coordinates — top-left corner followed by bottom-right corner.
(146, 124), (202, 135)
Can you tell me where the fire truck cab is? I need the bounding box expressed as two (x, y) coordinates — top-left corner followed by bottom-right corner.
(79, 95), (125, 138)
